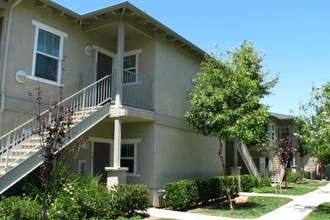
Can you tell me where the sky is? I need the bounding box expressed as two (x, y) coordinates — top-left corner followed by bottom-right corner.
(52, 0), (330, 115)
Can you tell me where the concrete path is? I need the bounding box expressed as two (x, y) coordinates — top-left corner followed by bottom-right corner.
(147, 182), (330, 220)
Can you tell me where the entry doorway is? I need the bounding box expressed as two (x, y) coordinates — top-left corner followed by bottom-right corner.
(91, 139), (113, 183)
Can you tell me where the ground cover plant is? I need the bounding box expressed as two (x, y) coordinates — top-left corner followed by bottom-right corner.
(304, 202), (330, 220)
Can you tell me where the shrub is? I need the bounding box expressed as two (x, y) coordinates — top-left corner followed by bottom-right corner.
(0, 196), (40, 220)
(164, 176), (239, 209)
(164, 179), (198, 209)
(110, 184), (150, 217)
(258, 176), (272, 188)
(240, 175), (258, 192)
(47, 175), (113, 219)
(285, 170), (300, 183)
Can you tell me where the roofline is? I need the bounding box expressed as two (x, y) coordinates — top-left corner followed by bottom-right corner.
(42, 1), (205, 58)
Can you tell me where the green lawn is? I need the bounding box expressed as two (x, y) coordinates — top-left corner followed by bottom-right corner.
(188, 196), (292, 219)
(304, 202), (330, 220)
(253, 180), (328, 195)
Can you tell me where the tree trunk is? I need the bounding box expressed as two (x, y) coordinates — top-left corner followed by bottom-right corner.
(218, 139), (233, 210)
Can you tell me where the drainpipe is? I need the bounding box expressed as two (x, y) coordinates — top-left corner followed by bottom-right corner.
(0, 0), (23, 113)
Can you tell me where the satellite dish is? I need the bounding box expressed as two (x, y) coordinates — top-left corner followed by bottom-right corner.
(15, 69), (28, 83)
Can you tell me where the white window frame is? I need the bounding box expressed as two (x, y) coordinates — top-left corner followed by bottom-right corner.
(123, 49), (142, 84)
(269, 123), (276, 141)
(30, 20), (68, 86)
(279, 126), (291, 139)
(121, 138), (140, 176)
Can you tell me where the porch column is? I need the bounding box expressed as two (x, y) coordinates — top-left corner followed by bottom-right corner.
(115, 21), (125, 107)
(113, 117), (121, 168)
(233, 139), (238, 167)
(112, 21), (125, 168)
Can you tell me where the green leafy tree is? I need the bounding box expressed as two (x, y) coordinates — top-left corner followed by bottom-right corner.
(295, 82), (330, 170)
(185, 41), (278, 209)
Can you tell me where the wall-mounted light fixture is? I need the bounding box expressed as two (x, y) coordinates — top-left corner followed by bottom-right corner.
(84, 44), (95, 56)
(15, 69), (28, 83)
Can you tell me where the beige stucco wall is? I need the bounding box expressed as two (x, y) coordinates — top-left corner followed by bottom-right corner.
(154, 36), (201, 119)
(153, 124), (221, 188)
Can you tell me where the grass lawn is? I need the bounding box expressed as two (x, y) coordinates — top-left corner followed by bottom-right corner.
(188, 196), (292, 219)
(304, 202), (330, 220)
(253, 180), (328, 195)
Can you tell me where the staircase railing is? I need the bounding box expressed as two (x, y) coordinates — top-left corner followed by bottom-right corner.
(237, 142), (260, 177)
(0, 75), (112, 173)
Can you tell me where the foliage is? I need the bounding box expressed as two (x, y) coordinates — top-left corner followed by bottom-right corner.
(164, 176), (239, 209)
(240, 175), (259, 192)
(110, 184), (150, 217)
(185, 41), (277, 209)
(0, 196), (40, 220)
(185, 41), (277, 146)
(304, 202), (330, 220)
(47, 175), (112, 219)
(285, 170), (300, 183)
(47, 174), (149, 219)
(295, 82), (330, 166)
(275, 134), (298, 168)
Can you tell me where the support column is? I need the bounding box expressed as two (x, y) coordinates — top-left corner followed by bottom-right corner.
(106, 21), (127, 189)
(113, 117), (121, 168)
(233, 139), (238, 167)
(259, 156), (266, 176)
(115, 21), (125, 107)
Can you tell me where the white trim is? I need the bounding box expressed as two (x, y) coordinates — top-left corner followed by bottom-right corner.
(93, 45), (116, 82)
(31, 20), (67, 85)
(89, 137), (113, 175)
(88, 137), (141, 176)
(78, 160), (86, 175)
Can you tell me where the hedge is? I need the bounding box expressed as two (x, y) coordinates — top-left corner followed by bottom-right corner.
(164, 176), (239, 209)
(240, 175), (271, 192)
(0, 196), (40, 220)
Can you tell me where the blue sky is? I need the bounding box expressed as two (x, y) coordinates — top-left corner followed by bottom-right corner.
(52, 0), (330, 115)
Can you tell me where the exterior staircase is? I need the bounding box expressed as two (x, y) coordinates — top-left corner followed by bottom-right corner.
(0, 75), (112, 194)
(269, 155), (285, 183)
(237, 142), (260, 177)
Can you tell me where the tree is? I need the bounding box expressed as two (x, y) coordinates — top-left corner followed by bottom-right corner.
(33, 85), (73, 220)
(295, 82), (330, 172)
(185, 41), (278, 209)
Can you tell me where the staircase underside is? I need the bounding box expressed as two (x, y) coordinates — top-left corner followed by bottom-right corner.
(0, 103), (110, 194)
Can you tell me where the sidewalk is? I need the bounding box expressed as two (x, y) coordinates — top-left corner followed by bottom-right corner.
(147, 182), (330, 220)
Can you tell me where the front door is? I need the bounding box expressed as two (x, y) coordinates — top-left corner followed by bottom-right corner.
(93, 142), (110, 183)
(96, 51), (113, 104)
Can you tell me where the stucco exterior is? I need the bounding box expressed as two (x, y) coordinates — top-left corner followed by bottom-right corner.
(0, 0), (222, 206)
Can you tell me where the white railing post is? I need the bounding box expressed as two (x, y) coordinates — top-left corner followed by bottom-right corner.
(5, 134), (10, 171)
(82, 89), (86, 117)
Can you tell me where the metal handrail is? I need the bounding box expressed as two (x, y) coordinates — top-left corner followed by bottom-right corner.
(0, 75), (111, 173)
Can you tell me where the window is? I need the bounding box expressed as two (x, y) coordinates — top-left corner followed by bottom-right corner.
(279, 126), (291, 139)
(269, 123), (276, 141)
(123, 49), (141, 83)
(32, 20), (67, 85)
(78, 160), (86, 175)
(120, 139), (140, 175)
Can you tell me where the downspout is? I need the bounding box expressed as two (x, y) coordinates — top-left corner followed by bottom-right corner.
(0, 0), (23, 113)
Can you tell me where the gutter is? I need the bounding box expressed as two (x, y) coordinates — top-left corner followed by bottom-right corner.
(0, 0), (23, 112)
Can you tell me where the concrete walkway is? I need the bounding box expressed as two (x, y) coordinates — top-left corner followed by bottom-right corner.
(147, 182), (330, 220)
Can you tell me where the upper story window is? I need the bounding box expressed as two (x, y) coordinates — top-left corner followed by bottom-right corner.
(31, 20), (67, 85)
(123, 49), (142, 83)
(279, 126), (291, 139)
(269, 123), (276, 141)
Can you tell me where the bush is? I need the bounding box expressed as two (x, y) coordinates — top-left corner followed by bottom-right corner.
(258, 177), (272, 188)
(241, 175), (258, 192)
(111, 184), (150, 217)
(303, 171), (311, 179)
(0, 196), (40, 220)
(285, 170), (300, 183)
(164, 176), (239, 209)
(47, 175), (113, 219)
(164, 179), (198, 209)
